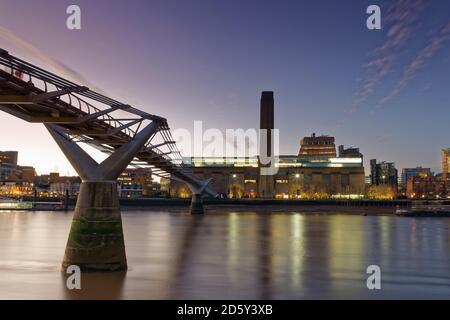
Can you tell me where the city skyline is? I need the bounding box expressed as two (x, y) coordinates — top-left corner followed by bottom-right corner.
(0, 0), (449, 175)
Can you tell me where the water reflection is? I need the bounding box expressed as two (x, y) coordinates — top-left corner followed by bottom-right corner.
(1, 210), (450, 299)
(62, 272), (126, 300)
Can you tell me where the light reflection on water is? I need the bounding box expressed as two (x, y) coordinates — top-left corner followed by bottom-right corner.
(0, 210), (450, 299)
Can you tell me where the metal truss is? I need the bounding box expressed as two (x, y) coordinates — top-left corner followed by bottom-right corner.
(0, 48), (216, 197)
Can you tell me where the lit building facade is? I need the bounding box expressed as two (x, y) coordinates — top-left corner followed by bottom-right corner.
(0, 151), (37, 196)
(170, 156), (365, 199)
(400, 167), (432, 189)
(117, 167), (153, 197)
(370, 159), (398, 189)
(0, 163), (17, 180)
(0, 151), (36, 188)
(47, 173), (81, 196)
(299, 133), (336, 158)
(406, 174), (446, 199)
(0, 150), (19, 181)
(50, 179), (81, 196)
(0, 181), (34, 197)
(442, 148), (450, 193)
(338, 145), (363, 160)
(0, 151), (18, 166)
(442, 148), (450, 178)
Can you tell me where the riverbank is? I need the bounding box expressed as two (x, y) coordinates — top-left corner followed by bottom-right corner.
(116, 198), (450, 216)
(117, 198), (414, 207)
(112, 198), (409, 215)
(118, 204), (398, 215)
(8, 197), (450, 215)
(20, 196), (449, 207)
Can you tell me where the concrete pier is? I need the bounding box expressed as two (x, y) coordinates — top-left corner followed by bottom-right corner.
(190, 194), (204, 214)
(62, 181), (127, 272)
(45, 122), (160, 272)
(183, 178), (212, 215)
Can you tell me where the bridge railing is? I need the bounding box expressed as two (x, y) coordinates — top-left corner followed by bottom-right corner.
(0, 49), (153, 139)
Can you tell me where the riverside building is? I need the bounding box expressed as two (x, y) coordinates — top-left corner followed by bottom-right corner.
(169, 92), (365, 199)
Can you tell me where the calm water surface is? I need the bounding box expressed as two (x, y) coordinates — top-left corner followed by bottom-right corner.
(1, 210), (450, 299)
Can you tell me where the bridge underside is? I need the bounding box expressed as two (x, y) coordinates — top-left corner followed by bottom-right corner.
(0, 49), (216, 272)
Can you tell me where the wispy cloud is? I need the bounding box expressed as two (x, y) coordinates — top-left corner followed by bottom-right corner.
(336, 0), (428, 128)
(353, 0), (428, 108)
(377, 19), (450, 108)
(0, 26), (105, 94)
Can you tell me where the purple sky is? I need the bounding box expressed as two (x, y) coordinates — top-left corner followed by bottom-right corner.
(0, 0), (449, 175)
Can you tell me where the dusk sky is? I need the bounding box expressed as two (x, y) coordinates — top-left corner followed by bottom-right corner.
(0, 0), (449, 175)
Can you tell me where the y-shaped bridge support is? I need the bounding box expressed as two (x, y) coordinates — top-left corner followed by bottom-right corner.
(46, 122), (160, 272)
(186, 178), (213, 214)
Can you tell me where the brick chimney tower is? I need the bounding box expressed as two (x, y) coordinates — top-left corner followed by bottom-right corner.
(258, 91), (275, 198)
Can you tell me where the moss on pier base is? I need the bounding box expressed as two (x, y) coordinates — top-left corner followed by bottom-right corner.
(62, 181), (127, 272)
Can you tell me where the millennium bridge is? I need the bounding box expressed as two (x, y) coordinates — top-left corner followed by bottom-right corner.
(0, 48), (217, 271)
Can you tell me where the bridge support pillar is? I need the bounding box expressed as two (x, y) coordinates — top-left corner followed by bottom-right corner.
(45, 121), (159, 272)
(63, 181), (126, 271)
(185, 178), (212, 215)
(190, 193), (204, 214)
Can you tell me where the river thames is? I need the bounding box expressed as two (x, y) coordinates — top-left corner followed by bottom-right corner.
(0, 209), (449, 299)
